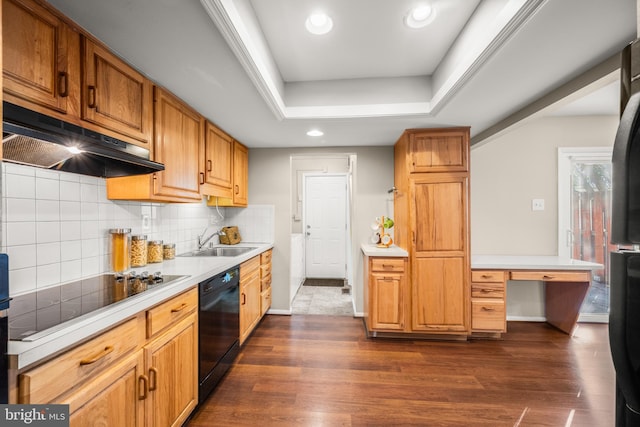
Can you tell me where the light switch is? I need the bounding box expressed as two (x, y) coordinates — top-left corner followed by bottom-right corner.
(532, 199), (545, 211)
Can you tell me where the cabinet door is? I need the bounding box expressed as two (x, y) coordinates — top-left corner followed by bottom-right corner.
(411, 175), (467, 255)
(370, 273), (405, 330)
(202, 121), (233, 198)
(412, 257), (467, 332)
(409, 129), (468, 173)
(63, 351), (145, 427)
(232, 141), (248, 206)
(144, 314), (198, 427)
(153, 87), (203, 201)
(3, 0), (72, 113)
(82, 37), (152, 145)
(240, 273), (261, 344)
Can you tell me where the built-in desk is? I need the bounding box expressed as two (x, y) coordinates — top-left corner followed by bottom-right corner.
(471, 255), (603, 336)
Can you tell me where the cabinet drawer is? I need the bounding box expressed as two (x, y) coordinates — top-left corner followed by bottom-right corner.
(261, 288), (271, 316)
(146, 287), (197, 338)
(509, 271), (590, 282)
(261, 273), (272, 291)
(370, 257), (406, 273)
(260, 249), (272, 264)
(241, 256), (261, 279)
(471, 270), (506, 283)
(261, 262), (272, 278)
(471, 282), (505, 299)
(472, 300), (506, 332)
(19, 317), (140, 404)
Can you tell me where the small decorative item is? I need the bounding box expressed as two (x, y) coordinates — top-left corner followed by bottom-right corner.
(372, 216), (394, 248)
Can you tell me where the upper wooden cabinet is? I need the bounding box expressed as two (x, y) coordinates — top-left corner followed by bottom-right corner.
(81, 37), (153, 146)
(2, 0), (153, 149)
(407, 128), (468, 173)
(202, 121), (234, 198)
(208, 139), (248, 207)
(3, 0), (78, 114)
(107, 87), (204, 202)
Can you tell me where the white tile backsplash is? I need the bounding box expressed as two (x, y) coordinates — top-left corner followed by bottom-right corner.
(2, 162), (275, 296)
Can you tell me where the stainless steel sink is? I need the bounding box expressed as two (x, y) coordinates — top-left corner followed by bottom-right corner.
(178, 246), (257, 257)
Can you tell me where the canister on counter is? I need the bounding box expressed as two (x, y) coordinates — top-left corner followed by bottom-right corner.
(163, 243), (176, 260)
(130, 235), (148, 267)
(110, 228), (131, 273)
(148, 240), (163, 263)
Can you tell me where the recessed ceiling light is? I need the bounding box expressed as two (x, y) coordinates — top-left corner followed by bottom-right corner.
(306, 129), (324, 137)
(404, 5), (435, 29)
(305, 12), (333, 35)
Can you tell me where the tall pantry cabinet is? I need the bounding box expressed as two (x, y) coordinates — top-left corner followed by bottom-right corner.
(394, 127), (471, 336)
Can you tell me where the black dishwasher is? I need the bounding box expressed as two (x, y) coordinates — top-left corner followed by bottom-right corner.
(198, 265), (240, 403)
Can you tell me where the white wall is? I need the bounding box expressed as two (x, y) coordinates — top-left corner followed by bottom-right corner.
(248, 146), (394, 314)
(471, 115), (619, 318)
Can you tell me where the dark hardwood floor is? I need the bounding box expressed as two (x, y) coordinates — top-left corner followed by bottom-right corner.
(188, 315), (615, 426)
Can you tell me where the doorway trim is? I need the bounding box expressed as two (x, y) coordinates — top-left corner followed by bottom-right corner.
(558, 146), (612, 323)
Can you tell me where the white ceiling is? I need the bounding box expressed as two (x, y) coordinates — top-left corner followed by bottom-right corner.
(45, 0), (635, 148)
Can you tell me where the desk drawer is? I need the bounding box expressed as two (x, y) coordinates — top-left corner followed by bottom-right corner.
(471, 282), (505, 299)
(509, 271), (590, 282)
(472, 300), (505, 331)
(370, 258), (406, 273)
(471, 270), (506, 283)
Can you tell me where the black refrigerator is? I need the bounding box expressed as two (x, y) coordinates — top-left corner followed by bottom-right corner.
(610, 78), (640, 425)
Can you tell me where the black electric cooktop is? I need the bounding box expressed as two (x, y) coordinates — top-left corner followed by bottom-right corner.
(8, 272), (185, 341)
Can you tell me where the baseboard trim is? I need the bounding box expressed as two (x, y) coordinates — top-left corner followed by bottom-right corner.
(266, 309), (292, 315)
(507, 316), (546, 322)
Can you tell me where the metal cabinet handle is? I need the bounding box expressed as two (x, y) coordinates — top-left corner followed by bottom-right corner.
(171, 303), (188, 313)
(481, 307), (496, 312)
(58, 72), (69, 97)
(87, 86), (97, 108)
(241, 293), (246, 305)
(139, 375), (149, 400)
(481, 274), (493, 279)
(79, 345), (114, 365)
(207, 160), (212, 172)
(542, 275), (554, 280)
(235, 184), (239, 195)
(199, 172), (205, 185)
(149, 367), (158, 391)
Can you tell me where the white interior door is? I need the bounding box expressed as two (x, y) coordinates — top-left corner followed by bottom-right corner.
(304, 174), (347, 278)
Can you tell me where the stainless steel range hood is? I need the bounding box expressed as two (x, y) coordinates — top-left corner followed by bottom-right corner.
(2, 102), (164, 177)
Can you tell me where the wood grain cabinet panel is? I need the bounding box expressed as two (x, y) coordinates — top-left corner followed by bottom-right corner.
(240, 256), (262, 345)
(107, 87), (205, 202)
(364, 256), (408, 333)
(3, 0), (77, 114)
(81, 37), (152, 146)
(202, 121), (234, 198)
(408, 130), (468, 173)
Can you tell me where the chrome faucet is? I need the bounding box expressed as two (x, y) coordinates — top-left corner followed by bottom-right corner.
(197, 227), (224, 250)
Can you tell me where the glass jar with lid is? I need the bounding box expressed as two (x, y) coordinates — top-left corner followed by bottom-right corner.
(130, 235), (148, 267)
(148, 240), (164, 263)
(110, 229), (131, 273)
(163, 243), (176, 260)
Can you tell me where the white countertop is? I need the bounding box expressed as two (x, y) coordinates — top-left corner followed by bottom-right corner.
(361, 244), (408, 257)
(471, 255), (603, 270)
(8, 242), (273, 370)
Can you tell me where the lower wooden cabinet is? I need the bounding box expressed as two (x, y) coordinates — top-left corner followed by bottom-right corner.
(240, 255), (261, 345)
(144, 313), (198, 427)
(17, 287), (198, 427)
(260, 249), (273, 316)
(364, 256), (408, 333)
(471, 270), (507, 335)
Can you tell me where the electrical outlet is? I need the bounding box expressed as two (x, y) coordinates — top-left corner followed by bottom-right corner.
(532, 199), (545, 211)
(142, 214), (150, 230)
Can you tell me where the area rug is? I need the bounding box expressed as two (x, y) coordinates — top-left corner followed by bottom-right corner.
(303, 278), (344, 287)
